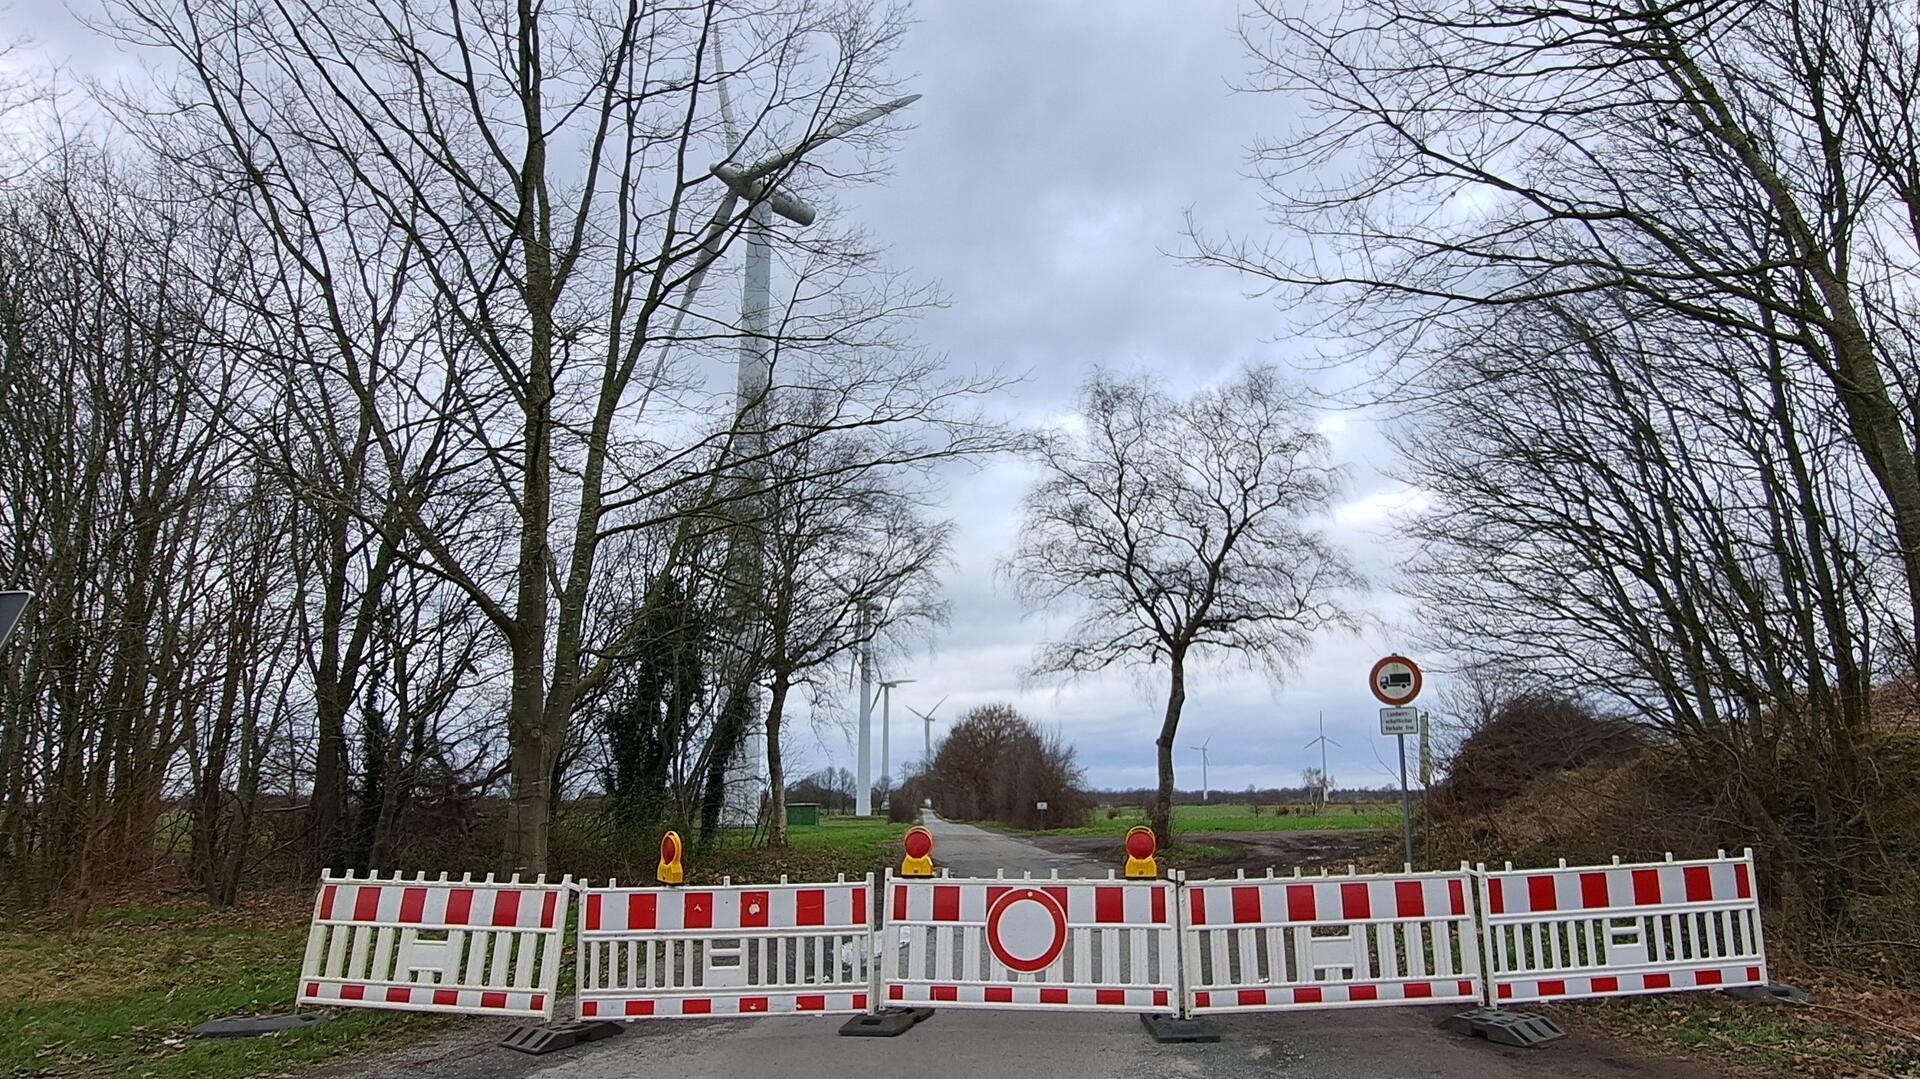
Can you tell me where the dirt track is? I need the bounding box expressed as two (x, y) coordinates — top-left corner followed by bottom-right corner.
(1022, 828), (1401, 877)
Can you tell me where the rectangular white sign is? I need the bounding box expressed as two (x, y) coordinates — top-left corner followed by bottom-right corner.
(1379, 706), (1420, 736)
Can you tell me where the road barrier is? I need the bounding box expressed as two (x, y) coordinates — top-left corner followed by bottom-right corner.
(1477, 851), (1767, 1004)
(1182, 867), (1482, 1013)
(298, 871), (571, 1019)
(879, 871), (1180, 1011)
(290, 844), (1776, 1038)
(576, 875), (875, 1020)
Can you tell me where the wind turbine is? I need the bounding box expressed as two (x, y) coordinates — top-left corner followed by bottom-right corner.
(854, 602), (879, 817)
(1304, 711), (1339, 811)
(1187, 736), (1212, 803)
(877, 677), (914, 809)
(668, 34), (918, 818)
(907, 696), (949, 763)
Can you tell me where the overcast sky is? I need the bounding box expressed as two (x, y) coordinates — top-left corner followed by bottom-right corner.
(31, 0), (1435, 794)
(807, 0), (1431, 793)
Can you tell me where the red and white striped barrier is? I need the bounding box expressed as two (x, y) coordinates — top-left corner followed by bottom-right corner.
(879, 872), (1179, 1012)
(1182, 867), (1482, 1013)
(576, 875), (874, 1020)
(1478, 851), (1767, 1004)
(298, 871), (570, 1019)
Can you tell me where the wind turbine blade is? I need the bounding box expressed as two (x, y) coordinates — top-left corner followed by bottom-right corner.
(662, 191), (742, 342)
(713, 30), (742, 153)
(737, 93), (923, 183)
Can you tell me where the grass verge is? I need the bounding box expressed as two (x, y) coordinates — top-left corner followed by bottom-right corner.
(1550, 968), (1920, 1078)
(0, 898), (450, 1079)
(1, 819), (902, 1079)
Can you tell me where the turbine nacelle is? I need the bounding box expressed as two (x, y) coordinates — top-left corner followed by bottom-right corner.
(707, 93), (922, 229)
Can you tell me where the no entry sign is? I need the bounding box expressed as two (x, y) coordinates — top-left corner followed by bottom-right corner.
(985, 887), (1069, 973)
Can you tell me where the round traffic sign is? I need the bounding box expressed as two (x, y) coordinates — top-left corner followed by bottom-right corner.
(985, 887), (1068, 973)
(1369, 655), (1423, 706)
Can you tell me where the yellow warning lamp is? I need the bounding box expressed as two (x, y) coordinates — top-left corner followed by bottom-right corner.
(657, 830), (684, 885)
(900, 825), (935, 877)
(1124, 826), (1158, 879)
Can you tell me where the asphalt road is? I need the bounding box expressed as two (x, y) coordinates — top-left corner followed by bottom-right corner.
(915, 808), (1111, 877)
(325, 815), (1725, 1079)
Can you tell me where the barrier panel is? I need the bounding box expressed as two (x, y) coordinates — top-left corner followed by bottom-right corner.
(1478, 851), (1767, 1004)
(1182, 867), (1482, 1014)
(298, 871), (570, 1019)
(880, 871), (1179, 1011)
(576, 875), (874, 1020)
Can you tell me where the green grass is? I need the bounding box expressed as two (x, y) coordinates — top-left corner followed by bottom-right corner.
(1007, 801), (1402, 837)
(776, 814), (908, 862)
(669, 814), (910, 885)
(0, 820), (907, 1078)
(0, 904), (448, 1079)
(1562, 992), (1920, 1077)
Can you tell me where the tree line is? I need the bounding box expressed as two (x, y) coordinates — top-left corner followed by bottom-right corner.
(0, 0), (1010, 908)
(1191, 0), (1920, 929)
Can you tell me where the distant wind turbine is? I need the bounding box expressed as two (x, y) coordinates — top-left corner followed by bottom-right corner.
(1188, 736), (1213, 803)
(907, 696), (949, 763)
(1304, 711), (1339, 810)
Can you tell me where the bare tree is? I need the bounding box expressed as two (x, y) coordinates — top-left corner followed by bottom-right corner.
(1194, 0), (1920, 664)
(106, 0), (936, 871)
(753, 392), (954, 846)
(1394, 289), (1894, 920)
(1007, 366), (1358, 843)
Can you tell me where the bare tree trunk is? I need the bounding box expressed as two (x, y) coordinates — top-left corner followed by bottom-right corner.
(765, 672), (792, 848)
(1152, 649), (1187, 847)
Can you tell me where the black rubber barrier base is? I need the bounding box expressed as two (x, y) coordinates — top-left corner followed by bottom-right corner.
(1723, 982), (1812, 1006)
(1439, 1008), (1567, 1048)
(189, 1013), (327, 1038)
(1140, 1013), (1221, 1043)
(838, 1007), (934, 1037)
(498, 1019), (624, 1056)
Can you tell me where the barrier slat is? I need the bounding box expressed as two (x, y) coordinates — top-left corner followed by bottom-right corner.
(1182, 867), (1482, 1015)
(576, 876), (875, 1021)
(297, 871), (570, 1021)
(881, 872), (1180, 1013)
(1479, 851), (1767, 1005)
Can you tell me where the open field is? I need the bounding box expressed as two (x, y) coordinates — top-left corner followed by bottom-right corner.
(1003, 801), (1402, 837)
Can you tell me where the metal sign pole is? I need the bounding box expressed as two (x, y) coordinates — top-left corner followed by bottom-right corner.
(1397, 732), (1414, 869)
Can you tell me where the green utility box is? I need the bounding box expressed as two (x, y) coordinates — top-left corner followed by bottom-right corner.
(786, 802), (821, 827)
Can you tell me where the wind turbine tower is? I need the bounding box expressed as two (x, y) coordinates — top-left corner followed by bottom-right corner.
(1188, 737), (1213, 803)
(877, 677), (914, 810)
(1304, 711), (1338, 811)
(908, 696), (948, 764)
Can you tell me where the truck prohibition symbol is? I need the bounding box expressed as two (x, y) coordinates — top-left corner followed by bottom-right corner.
(1369, 655), (1422, 706)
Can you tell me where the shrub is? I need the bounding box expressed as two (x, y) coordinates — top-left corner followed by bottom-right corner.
(901, 703), (1092, 830)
